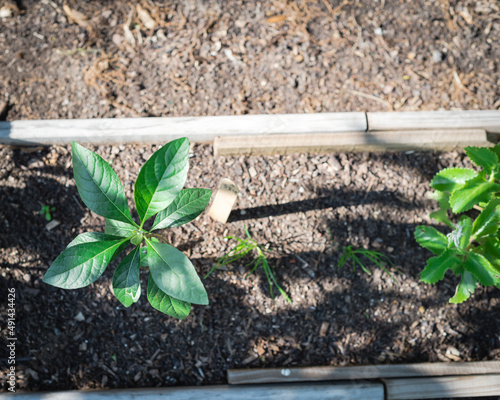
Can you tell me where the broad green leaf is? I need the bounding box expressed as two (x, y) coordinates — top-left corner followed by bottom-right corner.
(449, 174), (500, 213)
(72, 142), (135, 225)
(421, 249), (460, 284)
(134, 138), (189, 224)
(430, 168), (477, 192)
(43, 238), (125, 289)
(472, 198), (500, 239)
(139, 246), (148, 267)
(145, 239), (208, 305)
(414, 226), (448, 255)
(147, 275), (191, 319)
(464, 252), (498, 286)
(105, 219), (137, 237)
(66, 232), (128, 262)
(113, 247), (141, 307)
(465, 146), (498, 175)
(152, 188), (212, 231)
(447, 217), (472, 251)
(66, 232), (118, 247)
(449, 270), (477, 304)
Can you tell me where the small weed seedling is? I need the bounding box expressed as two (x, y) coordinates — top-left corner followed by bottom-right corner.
(415, 145), (500, 303)
(338, 245), (394, 277)
(206, 227), (292, 303)
(40, 205), (55, 221)
(43, 138), (212, 319)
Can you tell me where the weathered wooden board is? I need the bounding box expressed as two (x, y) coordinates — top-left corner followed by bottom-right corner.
(228, 360), (500, 385)
(213, 129), (490, 156)
(385, 374), (500, 399)
(367, 110), (500, 133)
(0, 112), (367, 145)
(0, 382), (384, 400)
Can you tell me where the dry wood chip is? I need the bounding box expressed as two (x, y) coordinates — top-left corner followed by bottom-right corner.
(123, 24), (136, 47)
(136, 4), (155, 29)
(62, 4), (93, 32)
(241, 353), (259, 365)
(319, 321), (329, 337)
(266, 15), (286, 23)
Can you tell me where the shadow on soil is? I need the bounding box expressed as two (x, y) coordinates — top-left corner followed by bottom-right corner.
(1, 148), (497, 394)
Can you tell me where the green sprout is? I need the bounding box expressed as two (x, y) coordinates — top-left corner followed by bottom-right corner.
(40, 205), (55, 221)
(337, 245), (394, 278)
(206, 226), (292, 303)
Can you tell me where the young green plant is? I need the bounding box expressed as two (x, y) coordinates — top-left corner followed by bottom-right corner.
(338, 245), (394, 278)
(43, 138), (212, 319)
(415, 145), (500, 303)
(40, 205), (55, 221)
(206, 226), (291, 303)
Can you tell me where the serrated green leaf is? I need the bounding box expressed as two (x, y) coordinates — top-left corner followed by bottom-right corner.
(105, 219), (137, 237)
(72, 142), (135, 225)
(134, 138), (189, 225)
(145, 238), (208, 305)
(428, 191), (452, 226)
(449, 174), (500, 213)
(449, 270), (477, 304)
(464, 252), (498, 286)
(430, 168), (477, 192)
(152, 188), (212, 231)
(484, 238), (500, 273)
(112, 247), (141, 307)
(472, 198), (500, 239)
(492, 143), (500, 160)
(421, 249), (460, 284)
(465, 146), (498, 175)
(147, 275), (191, 319)
(43, 238), (125, 289)
(447, 217), (472, 251)
(414, 226), (448, 255)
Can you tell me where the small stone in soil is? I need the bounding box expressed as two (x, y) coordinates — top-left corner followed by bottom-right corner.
(74, 312), (85, 322)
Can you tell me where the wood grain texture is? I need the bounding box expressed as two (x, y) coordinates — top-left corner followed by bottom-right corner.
(385, 374), (500, 399)
(213, 129), (490, 156)
(0, 112), (367, 145)
(367, 110), (500, 133)
(227, 360), (500, 385)
(0, 382), (384, 400)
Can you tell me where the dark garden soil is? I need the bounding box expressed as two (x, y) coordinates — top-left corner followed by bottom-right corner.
(0, 0), (499, 395)
(1, 143), (500, 393)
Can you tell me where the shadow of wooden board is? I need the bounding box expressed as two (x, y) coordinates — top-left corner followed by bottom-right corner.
(213, 129), (491, 156)
(0, 112), (367, 145)
(228, 360), (500, 384)
(0, 382), (384, 400)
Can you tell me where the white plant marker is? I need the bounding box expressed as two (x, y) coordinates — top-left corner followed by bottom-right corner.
(208, 178), (239, 223)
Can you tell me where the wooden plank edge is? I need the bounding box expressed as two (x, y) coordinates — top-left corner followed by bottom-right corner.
(0, 112), (367, 146)
(214, 129), (491, 156)
(367, 110), (500, 133)
(0, 382), (384, 400)
(385, 373), (500, 400)
(227, 360), (500, 385)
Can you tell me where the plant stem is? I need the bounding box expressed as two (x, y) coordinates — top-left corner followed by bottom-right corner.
(145, 233), (170, 244)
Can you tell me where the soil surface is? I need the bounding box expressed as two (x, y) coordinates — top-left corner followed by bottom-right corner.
(0, 0), (499, 119)
(1, 143), (500, 393)
(0, 0), (499, 396)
